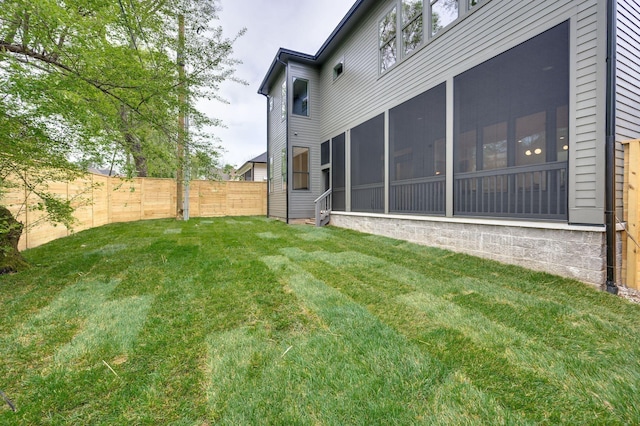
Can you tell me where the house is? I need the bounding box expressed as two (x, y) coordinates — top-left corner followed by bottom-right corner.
(258, 0), (640, 289)
(236, 152), (268, 182)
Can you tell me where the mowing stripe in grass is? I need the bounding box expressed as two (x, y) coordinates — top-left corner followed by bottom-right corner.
(6, 279), (153, 372)
(289, 247), (628, 423)
(249, 254), (517, 424)
(205, 254), (444, 423)
(256, 232), (280, 240)
(54, 295), (153, 366)
(293, 225), (333, 242)
(11, 280), (120, 347)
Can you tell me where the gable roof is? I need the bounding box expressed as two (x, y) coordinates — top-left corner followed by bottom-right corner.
(249, 152), (267, 163)
(258, 0), (373, 96)
(237, 152), (268, 176)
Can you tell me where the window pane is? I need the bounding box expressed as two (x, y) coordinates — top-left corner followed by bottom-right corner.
(269, 157), (274, 192)
(281, 81), (286, 120)
(293, 147), (309, 190)
(379, 7), (397, 73)
(403, 16), (423, 55)
(332, 134), (346, 211)
(321, 141), (330, 165)
(432, 0), (459, 36)
(469, 0), (479, 8)
(379, 7), (397, 45)
(281, 148), (287, 190)
(403, 0), (422, 25)
(381, 42), (397, 72)
(292, 78), (309, 116)
(515, 112), (546, 166)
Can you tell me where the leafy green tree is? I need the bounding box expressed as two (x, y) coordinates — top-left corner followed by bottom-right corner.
(0, 0), (243, 271)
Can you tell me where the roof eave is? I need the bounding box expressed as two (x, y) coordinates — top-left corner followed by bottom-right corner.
(258, 49), (316, 96)
(258, 0), (371, 96)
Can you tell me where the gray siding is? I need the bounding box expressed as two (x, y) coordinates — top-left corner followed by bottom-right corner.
(316, 0), (604, 224)
(268, 71), (287, 220)
(288, 62), (323, 220)
(617, 0), (640, 214)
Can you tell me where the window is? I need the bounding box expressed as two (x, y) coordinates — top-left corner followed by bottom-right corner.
(351, 114), (385, 213)
(269, 158), (273, 191)
(281, 148), (287, 191)
(332, 134), (346, 211)
(269, 96), (274, 112)
(292, 147), (310, 190)
(389, 83), (446, 214)
(321, 141), (330, 165)
(292, 78), (309, 116)
(431, 0), (459, 36)
(379, 6), (397, 73)
(333, 61), (344, 81)
(454, 22), (569, 219)
(379, 0), (475, 75)
(281, 81), (287, 121)
(402, 0), (423, 56)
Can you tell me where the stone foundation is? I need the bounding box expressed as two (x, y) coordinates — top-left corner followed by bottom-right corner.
(330, 213), (618, 287)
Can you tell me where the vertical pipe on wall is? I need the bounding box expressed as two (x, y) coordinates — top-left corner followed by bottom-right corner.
(262, 95), (270, 217)
(605, 0), (618, 294)
(283, 59), (290, 223)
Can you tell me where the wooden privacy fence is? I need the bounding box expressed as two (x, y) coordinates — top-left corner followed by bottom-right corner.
(623, 139), (640, 290)
(4, 174), (267, 251)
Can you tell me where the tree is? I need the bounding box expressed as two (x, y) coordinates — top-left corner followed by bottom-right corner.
(0, 0), (243, 272)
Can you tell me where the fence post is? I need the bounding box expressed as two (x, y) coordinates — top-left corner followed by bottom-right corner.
(623, 139), (640, 289)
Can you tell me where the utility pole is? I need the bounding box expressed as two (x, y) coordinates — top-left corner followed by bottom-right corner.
(176, 14), (185, 220)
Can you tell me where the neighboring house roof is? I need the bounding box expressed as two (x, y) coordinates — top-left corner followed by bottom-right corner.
(237, 152), (267, 176)
(258, 0), (373, 95)
(88, 167), (119, 177)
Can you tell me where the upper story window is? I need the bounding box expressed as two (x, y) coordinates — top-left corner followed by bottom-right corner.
(380, 0), (477, 75)
(379, 6), (397, 73)
(292, 78), (309, 116)
(431, 0), (459, 36)
(269, 156), (274, 193)
(281, 81), (287, 121)
(402, 0), (423, 56)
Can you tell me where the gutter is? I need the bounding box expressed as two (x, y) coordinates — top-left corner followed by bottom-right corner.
(605, 0), (618, 294)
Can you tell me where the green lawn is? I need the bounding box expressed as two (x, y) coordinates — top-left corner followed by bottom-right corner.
(1, 217), (640, 425)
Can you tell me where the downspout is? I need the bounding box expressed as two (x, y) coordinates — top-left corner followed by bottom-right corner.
(605, 0), (618, 294)
(265, 97), (270, 217)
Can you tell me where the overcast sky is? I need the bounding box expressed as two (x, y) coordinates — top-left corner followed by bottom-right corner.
(201, 0), (355, 168)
